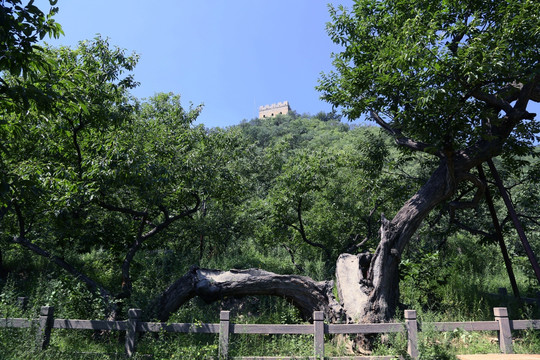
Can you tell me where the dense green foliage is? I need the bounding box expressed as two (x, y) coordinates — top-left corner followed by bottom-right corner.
(0, 0), (63, 111)
(2, 108), (540, 358)
(319, 0), (540, 153)
(2, 0), (540, 358)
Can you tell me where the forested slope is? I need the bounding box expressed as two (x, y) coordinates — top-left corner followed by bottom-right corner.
(2, 0), (540, 357)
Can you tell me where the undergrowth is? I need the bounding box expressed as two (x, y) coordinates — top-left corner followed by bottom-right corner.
(1, 234), (540, 359)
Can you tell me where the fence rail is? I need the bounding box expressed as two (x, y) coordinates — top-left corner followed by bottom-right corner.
(2, 305), (540, 359)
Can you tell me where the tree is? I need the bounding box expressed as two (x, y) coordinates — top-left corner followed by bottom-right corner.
(316, 0), (540, 325)
(0, 0), (63, 110)
(3, 2), (540, 350)
(1, 0), (62, 274)
(1, 32), (246, 318)
(1, 0), (63, 221)
(262, 127), (397, 268)
(1, 36), (140, 312)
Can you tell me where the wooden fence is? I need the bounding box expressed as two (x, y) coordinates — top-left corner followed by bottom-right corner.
(1, 306), (540, 359)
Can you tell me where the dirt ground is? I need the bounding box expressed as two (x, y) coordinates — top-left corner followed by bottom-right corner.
(457, 355), (540, 360)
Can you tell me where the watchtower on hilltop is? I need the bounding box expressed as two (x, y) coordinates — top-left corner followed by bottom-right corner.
(258, 101), (291, 119)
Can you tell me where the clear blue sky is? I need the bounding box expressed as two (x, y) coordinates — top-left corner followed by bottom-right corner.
(35, 0), (539, 130)
(35, 0), (355, 128)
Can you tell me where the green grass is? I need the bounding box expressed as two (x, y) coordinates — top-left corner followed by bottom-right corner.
(2, 234), (540, 359)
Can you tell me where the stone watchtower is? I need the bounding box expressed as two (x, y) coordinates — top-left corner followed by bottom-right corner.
(258, 101), (291, 119)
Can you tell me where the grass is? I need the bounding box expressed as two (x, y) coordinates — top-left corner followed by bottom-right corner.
(2, 235), (540, 359)
(2, 304), (540, 359)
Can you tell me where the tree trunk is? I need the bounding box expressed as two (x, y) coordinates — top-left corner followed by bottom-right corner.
(477, 165), (520, 298)
(150, 266), (342, 322)
(149, 153), (517, 354)
(151, 161), (457, 327)
(336, 161), (455, 325)
(11, 236), (119, 319)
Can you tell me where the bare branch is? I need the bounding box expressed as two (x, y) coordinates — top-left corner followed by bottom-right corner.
(448, 172), (485, 211)
(345, 235), (369, 254)
(294, 198), (332, 261)
(515, 75), (540, 112)
(97, 201), (148, 218)
(517, 213), (540, 227)
(282, 243), (305, 273)
(370, 111), (440, 156)
(451, 219), (494, 241)
(471, 89), (514, 113)
(474, 76), (539, 120)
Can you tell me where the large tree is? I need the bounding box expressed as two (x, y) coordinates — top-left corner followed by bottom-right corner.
(316, 0), (540, 324)
(0, 35), (244, 317)
(152, 0), (540, 328)
(3, 1), (540, 344)
(1, 0), (62, 274)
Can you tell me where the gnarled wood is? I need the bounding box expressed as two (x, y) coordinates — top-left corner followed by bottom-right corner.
(335, 253), (370, 322)
(151, 266), (342, 322)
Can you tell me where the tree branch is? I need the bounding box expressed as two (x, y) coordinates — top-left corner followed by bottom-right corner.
(345, 200), (382, 253)
(11, 235), (116, 317)
(517, 213), (540, 227)
(471, 89), (514, 114)
(447, 172), (485, 223)
(150, 266), (338, 322)
(282, 243), (305, 273)
(119, 194), (201, 297)
(140, 194), (201, 240)
(451, 219), (494, 241)
(514, 75), (540, 112)
(370, 111), (440, 156)
(97, 201), (148, 218)
(293, 197), (332, 261)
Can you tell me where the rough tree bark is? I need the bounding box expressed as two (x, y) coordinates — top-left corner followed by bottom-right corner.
(149, 75), (539, 330)
(151, 76), (539, 331)
(355, 160), (456, 323)
(150, 266), (342, 322)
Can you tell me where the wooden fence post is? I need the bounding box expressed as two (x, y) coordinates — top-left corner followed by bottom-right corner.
(17, 297), (28, 311)
(494, 307), (513, 354)
(125, 308), (141, 357)
(405, 310), (418, 360)
(314, 311), (324, 359)
(36, 306), (54, 350)
(219, 310), (230, 360)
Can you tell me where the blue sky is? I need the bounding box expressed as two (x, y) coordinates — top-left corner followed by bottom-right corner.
(35, 0), (355, 128)
(34, 0), (539, 130)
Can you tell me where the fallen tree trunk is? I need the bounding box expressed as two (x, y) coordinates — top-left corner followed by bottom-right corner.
(151, 266), (342, 322)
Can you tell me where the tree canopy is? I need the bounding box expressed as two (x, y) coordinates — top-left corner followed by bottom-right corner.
(0, 0), (63, 110)
(318, 0), (540, 156)
(316, 0), (540, 325)
(1, 3), (540, 356)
